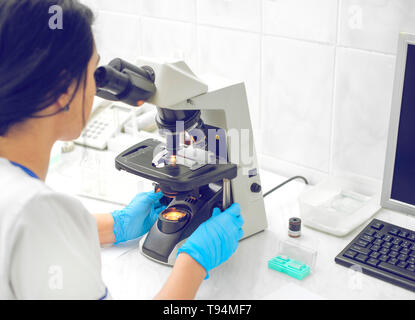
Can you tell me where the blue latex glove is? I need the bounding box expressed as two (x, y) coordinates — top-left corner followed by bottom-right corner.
(177, 203), (244, 279)
(112, 191), (166, 244)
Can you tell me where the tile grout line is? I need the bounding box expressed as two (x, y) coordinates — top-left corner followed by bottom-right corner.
(258, 0), (264, 141)
(97, 9), (397, 58)
(195, 0), (200, 74)
(259, 153), (331, 176)
(336, 44), (396, 58)
(96, 4), (398, 181)
(328, 0), (342, 175)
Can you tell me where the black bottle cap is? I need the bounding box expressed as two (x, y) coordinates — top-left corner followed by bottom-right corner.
(289, 217), (302, 232)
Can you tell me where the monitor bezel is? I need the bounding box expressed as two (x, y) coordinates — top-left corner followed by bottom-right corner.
(381, 32), (415, 215)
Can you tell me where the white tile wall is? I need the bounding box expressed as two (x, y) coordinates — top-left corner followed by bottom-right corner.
(141, 17), (198, 71)
(197, 26), (261, 130)
(93, 11), (141, 64)
(263, 0), (338, 44)
(197, 0), (261, 32)
(140, 0), (197, 23)
(331, 48), (395, 180)
(261, 37), (335, 171)
(86, 0), (140, 14)
(82, 0), (406, 185)
(339, 0), (415, 54)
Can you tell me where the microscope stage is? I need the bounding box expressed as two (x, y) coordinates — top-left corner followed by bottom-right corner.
(115, 139), (237, 192)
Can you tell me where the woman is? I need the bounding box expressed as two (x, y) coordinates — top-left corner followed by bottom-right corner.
(0, 0), (244, 300)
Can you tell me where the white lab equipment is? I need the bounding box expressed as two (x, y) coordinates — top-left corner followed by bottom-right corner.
(123, 108), (158, 134)
(299, 176), (381, 236)
(74, 102), (135, 150)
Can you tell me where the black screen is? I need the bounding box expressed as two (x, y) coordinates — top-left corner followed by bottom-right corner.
(391, 44), (415, 205)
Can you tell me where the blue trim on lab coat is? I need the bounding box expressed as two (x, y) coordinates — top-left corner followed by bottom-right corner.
(10, 161), (40, 180)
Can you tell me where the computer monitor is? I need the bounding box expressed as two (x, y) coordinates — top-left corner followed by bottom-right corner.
(382, 33), (415, 215)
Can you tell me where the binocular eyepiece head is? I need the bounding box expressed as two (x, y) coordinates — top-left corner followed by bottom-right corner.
(94, 58), (156, 107)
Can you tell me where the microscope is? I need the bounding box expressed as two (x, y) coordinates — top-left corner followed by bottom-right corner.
(95, 58), (268, 265)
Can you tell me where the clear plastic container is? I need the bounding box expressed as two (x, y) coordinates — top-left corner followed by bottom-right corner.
(277, 238), (318, 272)
(268, 238), (318, 279)
(299, 176), (381, 236)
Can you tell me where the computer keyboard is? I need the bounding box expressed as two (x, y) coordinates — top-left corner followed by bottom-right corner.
(335, 218), (415, 292)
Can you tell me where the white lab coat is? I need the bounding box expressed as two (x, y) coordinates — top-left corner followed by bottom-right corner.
(0, 158), (110, 300)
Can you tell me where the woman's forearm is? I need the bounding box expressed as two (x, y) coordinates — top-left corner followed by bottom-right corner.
(93, 214), (206, 298)
(93, 215), (206, 298)
(93, 213), (116, 245)
(154, 253), (206, 300)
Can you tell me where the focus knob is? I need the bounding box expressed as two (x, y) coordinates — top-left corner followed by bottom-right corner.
(250, 183), (262, 193)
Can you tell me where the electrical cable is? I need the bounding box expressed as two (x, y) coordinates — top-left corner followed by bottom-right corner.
(263, 176), (309, 198)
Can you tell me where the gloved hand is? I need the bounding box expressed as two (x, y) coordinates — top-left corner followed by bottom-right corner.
(177, 203), (244, 279)
(112, 191), (166, 244)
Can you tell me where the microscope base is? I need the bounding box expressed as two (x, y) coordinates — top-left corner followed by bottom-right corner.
(138, 235), (185, 267)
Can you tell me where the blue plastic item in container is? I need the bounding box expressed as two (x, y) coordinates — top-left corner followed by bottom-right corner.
(268, 255), (310, 280)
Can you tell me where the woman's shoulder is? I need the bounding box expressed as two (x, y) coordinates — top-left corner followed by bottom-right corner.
(0, 159), (96, 238)
(11, 185), (99, 254)
(20, 187), (94, 232)
(0, 158), (87, 214)
(0, 159), (49, 221)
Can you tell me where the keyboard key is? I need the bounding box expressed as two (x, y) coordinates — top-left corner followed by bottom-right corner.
(355, 254), (368, 263)
(372, 222), (384, 230)
(382, 242), (392, 249)
(373, 239), (383, 246)
(391, 245), (401, 252)
(379, 247), (389, 255)
(397, 254), (408, 261)
(392, 238), (402, 245)
(399, 231), (408, 238)
(401, 248), (410, 255)
(378, 262), (415, 281)
(364, 229), (376, 236)
(397, 261), (408, 269)
(356, 239), (369, 248)
(367, 258), (380, 267)
(401, 241), (412, 248)
(379, 255), (389, 262)
(407, 234), (415, 241)
(373, 232), (382, 239)
(408, 257), (415, 265)
(388, 258), (398, 265)
(389, 228), (399, 235)
(407, 264), (415, 272)
(383, 235), (393, 242)
(370, 244), (380, 252)
(350, 244), (370, 255)
(370, 251), (380, 259)
(361, 235), (374, 243)
(344, 250), (357, 259)
(389, 251), (399, 258)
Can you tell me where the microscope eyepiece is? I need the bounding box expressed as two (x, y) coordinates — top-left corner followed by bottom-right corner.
(94, 58), (156, 107)
(94, 65), (129, 96)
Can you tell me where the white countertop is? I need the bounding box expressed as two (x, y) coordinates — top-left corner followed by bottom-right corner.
(47, 146), (415, 300)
